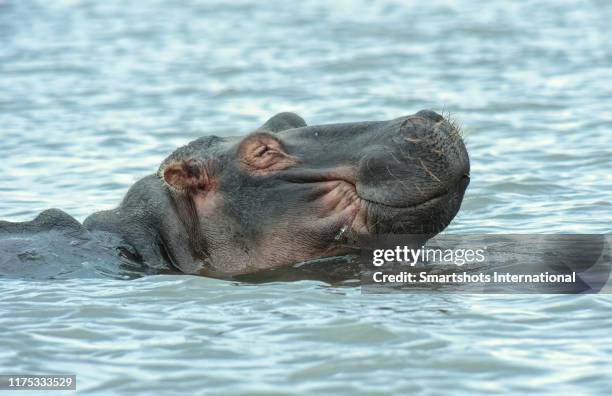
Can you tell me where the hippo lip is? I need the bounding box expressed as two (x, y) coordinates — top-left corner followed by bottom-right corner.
(340, 173), (470, 210)
(379, 173), (470, 209)
(357, 186), (446, 209)
(280, 171), (470, 209)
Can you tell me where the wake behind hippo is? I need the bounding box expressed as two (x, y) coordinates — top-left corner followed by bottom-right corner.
(0, 111), (470, 280)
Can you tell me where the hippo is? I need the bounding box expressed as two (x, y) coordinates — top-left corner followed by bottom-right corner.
(0, 110), (470, 280)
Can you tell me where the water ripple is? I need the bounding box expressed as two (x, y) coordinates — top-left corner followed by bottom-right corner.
(1, 0), (612, 394)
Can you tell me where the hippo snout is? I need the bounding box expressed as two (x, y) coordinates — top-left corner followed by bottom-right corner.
(355, 110), (470, 211)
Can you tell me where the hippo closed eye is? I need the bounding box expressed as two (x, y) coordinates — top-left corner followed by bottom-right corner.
(1, 111), (470, 279)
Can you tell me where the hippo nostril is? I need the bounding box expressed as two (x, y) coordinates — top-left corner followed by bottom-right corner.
(416, 109), (444, 122)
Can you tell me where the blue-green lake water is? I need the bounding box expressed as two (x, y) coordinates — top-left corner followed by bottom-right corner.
(1, 0), (611, 394)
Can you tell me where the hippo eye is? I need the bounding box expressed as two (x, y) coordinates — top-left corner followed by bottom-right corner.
(239, 133), (297, 174)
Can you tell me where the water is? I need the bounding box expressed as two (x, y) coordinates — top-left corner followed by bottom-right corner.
(1, 0), (611, 394)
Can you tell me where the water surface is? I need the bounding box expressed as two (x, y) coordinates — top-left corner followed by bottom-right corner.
(1, 0), (611, 394)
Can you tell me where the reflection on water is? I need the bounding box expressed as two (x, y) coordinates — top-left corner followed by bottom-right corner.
(1, 0), (611, 394)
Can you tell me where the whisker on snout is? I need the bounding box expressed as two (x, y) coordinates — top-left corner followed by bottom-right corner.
(418, 158), (441, 183)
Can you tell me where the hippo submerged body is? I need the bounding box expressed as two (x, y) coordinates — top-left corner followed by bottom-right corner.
(0, 111), (470, 280)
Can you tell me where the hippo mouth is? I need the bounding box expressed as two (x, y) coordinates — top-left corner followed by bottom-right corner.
(321, 179), (469, 261)
(349, 173), (470, 234)
(280, 170), (470, 241)
(355, 174), (470, 209)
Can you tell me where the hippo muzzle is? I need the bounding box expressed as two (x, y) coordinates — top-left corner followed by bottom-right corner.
(273, 110), (470, 236)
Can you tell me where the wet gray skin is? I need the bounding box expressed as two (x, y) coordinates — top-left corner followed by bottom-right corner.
(0, 110), (470, 279)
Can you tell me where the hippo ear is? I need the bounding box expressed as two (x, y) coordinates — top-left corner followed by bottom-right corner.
(258, 112), (307, 133)
(162, 159), (210, 192)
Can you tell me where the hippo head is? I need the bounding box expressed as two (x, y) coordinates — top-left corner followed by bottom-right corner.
(158, 111), (470, 276)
